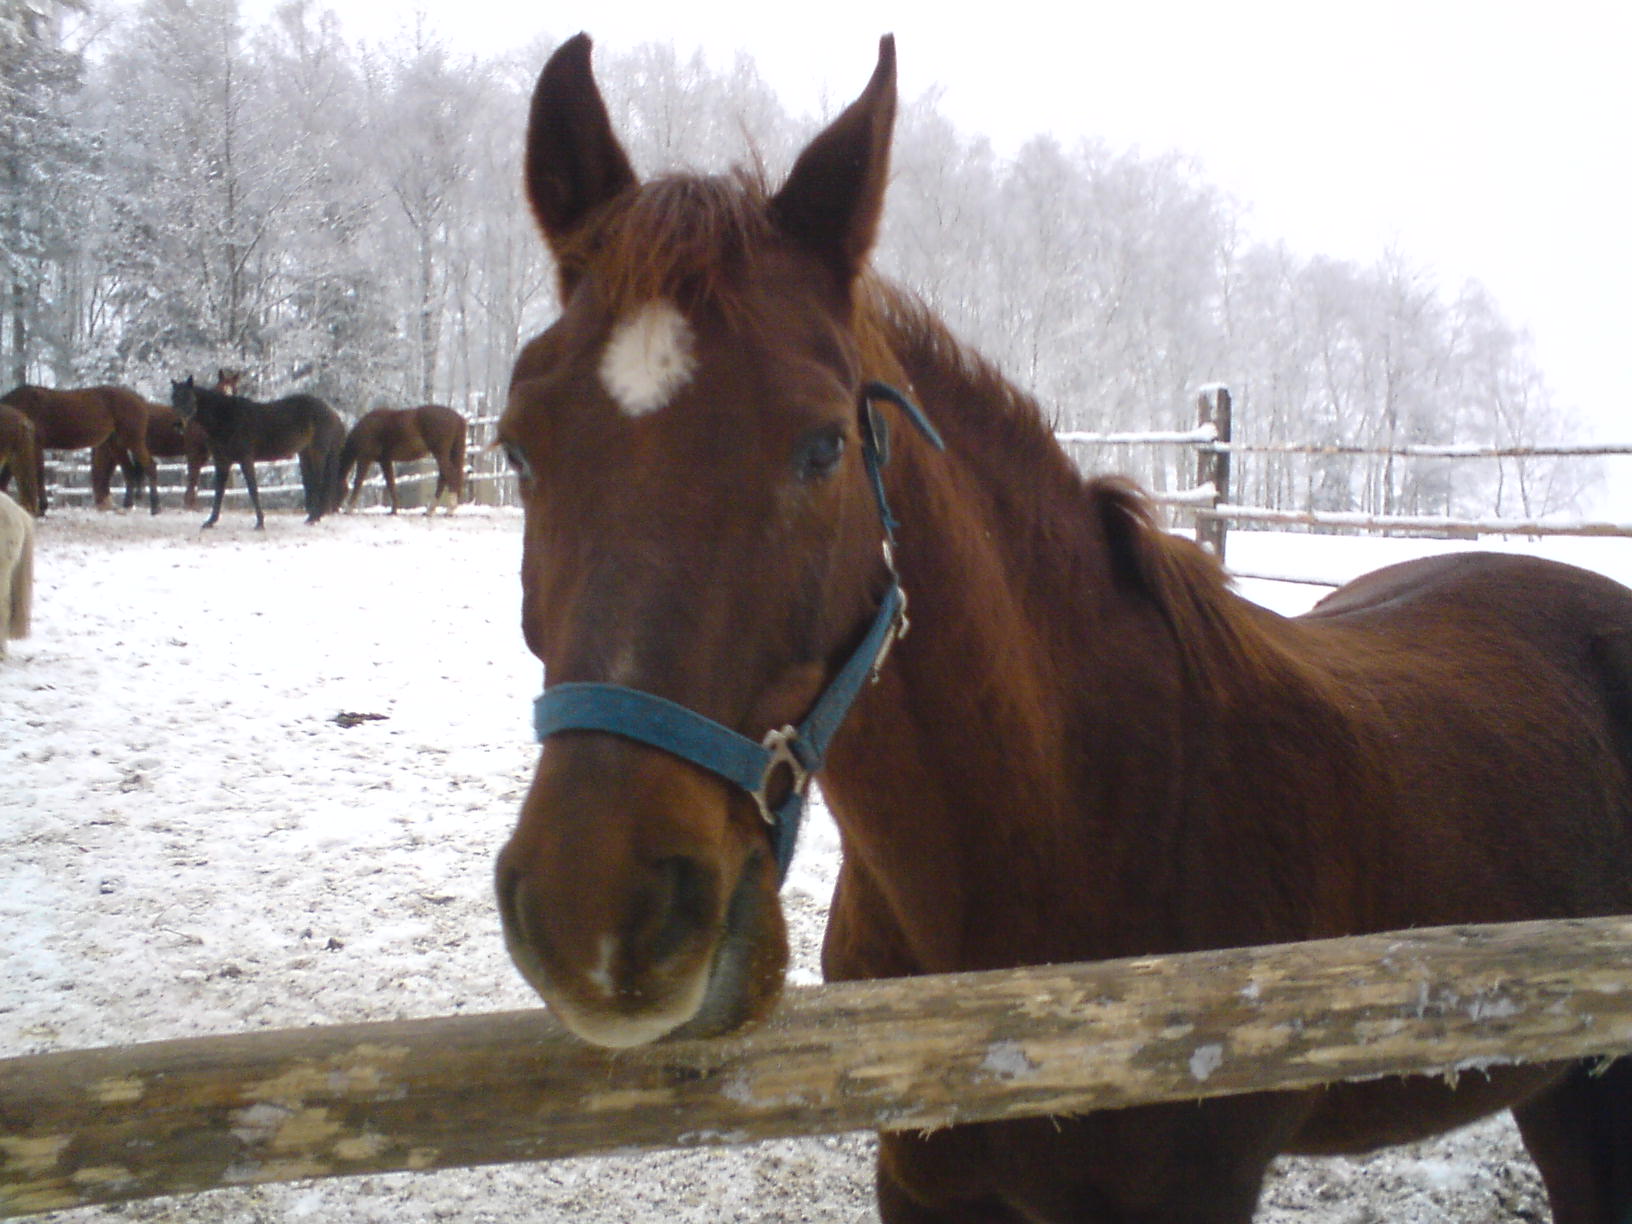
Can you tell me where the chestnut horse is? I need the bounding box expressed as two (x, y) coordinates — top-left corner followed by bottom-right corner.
(92, 401), (211, 511)
(494, 36), (1632, 1223)
(170, 376), (345, 529)
(0, 489), (32, 658)
(0, 383), (159, 515)
(0, 405), (42, 517)
(338, 403), (467, 514)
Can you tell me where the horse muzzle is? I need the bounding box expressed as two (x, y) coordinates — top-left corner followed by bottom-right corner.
(494, 740), (788, 1047)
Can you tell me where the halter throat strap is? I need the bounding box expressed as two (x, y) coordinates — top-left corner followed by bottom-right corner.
(531, 381), (942, 884)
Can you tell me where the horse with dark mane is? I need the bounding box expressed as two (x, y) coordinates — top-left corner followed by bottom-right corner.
(0, 489), (33, 658)
(0, 405), (42, 517)
(170, 376), (345, 528)
(338, 403), (467, 514)
(0, 383), (158, 515)
(492, 36), (1632, 1223)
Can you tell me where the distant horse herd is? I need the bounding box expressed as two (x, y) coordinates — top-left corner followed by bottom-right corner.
(0, 373), (469, 527)
(0, 372), (471, 657)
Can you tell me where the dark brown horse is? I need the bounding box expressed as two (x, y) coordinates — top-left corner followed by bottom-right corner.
(0, 384), (159, 515)
(0, 405), (42, 517)
(493, 36), (1632, 1223)
(338, 404), (467, 514)
(170, 376), (345, 529)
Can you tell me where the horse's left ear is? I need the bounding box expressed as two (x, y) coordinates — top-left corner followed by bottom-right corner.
(772, 35), (897, 286)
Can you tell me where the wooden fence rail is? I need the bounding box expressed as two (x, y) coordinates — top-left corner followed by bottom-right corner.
(5, 916), (1632, 1218)
(1058, 387), (1632, 560)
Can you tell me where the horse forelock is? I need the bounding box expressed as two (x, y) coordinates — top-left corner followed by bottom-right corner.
(561, 169), (777, 323)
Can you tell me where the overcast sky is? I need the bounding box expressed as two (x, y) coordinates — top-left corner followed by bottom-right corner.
(301, 0), (1630, 449)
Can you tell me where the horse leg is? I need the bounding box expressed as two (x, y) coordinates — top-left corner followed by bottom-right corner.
(185, 455), (202, 510)
(203, 461), (229, 528)
(90, 443), (117, 510)
(139, 447), (161, 515)
(1514, 1057), (1632, 1223)
(876, 1165), (1023, 1224)
(122, 459), (141, 510)
(382, 461), (399, 514)
(298, 449), (320, 522)
(240, 461), (264, 529)
(876, 1108), (1283, 1224)
(345, 460), (366, 511)
(429, 459), (445, 515)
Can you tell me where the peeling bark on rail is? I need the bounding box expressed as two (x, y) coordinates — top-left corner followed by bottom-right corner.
(4, 917), (1632, 1217)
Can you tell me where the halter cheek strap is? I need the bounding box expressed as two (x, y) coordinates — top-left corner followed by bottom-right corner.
(531, 381), (944, 884)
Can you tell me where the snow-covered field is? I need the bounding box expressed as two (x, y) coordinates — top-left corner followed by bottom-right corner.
(9, 505), (1628, 1221)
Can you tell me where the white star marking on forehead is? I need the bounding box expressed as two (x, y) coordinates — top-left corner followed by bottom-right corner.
(600, 300), (696, 417)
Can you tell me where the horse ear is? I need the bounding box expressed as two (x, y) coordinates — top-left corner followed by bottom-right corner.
(524, 34), (638, 268)
(771, 35), (897, 286)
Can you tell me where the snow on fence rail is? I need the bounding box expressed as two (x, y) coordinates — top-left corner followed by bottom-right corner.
(4, 915), (1632, 1218)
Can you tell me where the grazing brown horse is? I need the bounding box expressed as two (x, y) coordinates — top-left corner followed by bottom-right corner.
(91, 361), (234, 512)
(0, 383), (159, 515)
(170, 376), (345, 529)
(0, 489), (32, 658)
(493, 36), (1632, 1224)
(0, 405), (42, 517)
(91, 401), (212, 511)
(338, 403), (467, 514)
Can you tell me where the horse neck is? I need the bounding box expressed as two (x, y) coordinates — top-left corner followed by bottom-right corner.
(821, 297), (1244, 972)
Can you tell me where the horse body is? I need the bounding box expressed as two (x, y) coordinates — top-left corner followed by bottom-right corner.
(494, 36), (1632, 1222)
(0, 489), (34, 658)
(0, 405), (42, 517)
(0, 383), (159, 514)
(339, 404), (466, 513)
(170, 377), (345, 528)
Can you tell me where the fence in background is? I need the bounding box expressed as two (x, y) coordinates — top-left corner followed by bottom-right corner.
(28, 391), (1632, 563)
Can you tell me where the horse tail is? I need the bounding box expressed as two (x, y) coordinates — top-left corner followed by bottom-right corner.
(320, 415), (347, 517)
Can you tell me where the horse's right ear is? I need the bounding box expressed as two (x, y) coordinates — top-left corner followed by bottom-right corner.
(524, 34), (638, 279)
(771, 36), (897, 288)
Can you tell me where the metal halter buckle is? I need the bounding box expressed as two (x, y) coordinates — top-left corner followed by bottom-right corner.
(753, 726), (811, 825)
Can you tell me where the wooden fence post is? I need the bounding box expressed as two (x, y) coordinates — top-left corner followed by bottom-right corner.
(1195, 385), (1232, 559)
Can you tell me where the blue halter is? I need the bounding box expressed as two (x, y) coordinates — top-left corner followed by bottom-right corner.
(532, 382), (944, 884)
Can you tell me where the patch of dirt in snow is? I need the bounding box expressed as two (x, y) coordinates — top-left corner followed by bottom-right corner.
(1, 509), (1549, 1222)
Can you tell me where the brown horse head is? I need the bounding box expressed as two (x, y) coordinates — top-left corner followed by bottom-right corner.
(495, 34), (905, 1046)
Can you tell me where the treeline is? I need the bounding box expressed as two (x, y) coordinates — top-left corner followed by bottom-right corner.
(1, 0), (1594, 520)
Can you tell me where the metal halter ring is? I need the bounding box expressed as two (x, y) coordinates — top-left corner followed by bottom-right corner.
(753, 726), (811, 825)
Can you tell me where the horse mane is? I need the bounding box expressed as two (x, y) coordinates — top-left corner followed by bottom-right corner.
(859, 278), (1301, 701)
(558, 169), (778, 318)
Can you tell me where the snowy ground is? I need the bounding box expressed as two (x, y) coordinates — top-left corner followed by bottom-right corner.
(9, 505), (1628, 1221)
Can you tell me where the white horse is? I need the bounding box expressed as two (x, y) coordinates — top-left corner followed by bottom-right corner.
(0, 489), (33, 659)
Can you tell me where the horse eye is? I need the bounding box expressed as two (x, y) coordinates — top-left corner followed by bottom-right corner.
(795, 426), (846, 481)
(501, 440), (534, 481)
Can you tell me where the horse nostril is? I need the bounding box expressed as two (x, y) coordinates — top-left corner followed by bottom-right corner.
(640, 857), (715, 967)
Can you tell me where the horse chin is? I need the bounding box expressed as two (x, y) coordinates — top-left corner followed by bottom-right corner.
(666, 850), (789, 1042)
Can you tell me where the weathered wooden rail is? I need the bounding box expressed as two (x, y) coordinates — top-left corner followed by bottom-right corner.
(5, 916), (1631, 1218)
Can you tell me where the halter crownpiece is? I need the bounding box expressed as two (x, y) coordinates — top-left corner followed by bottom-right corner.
(531, 381), (944, 883)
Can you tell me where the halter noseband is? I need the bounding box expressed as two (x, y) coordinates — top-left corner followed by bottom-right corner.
(532, 382), (944, 884)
